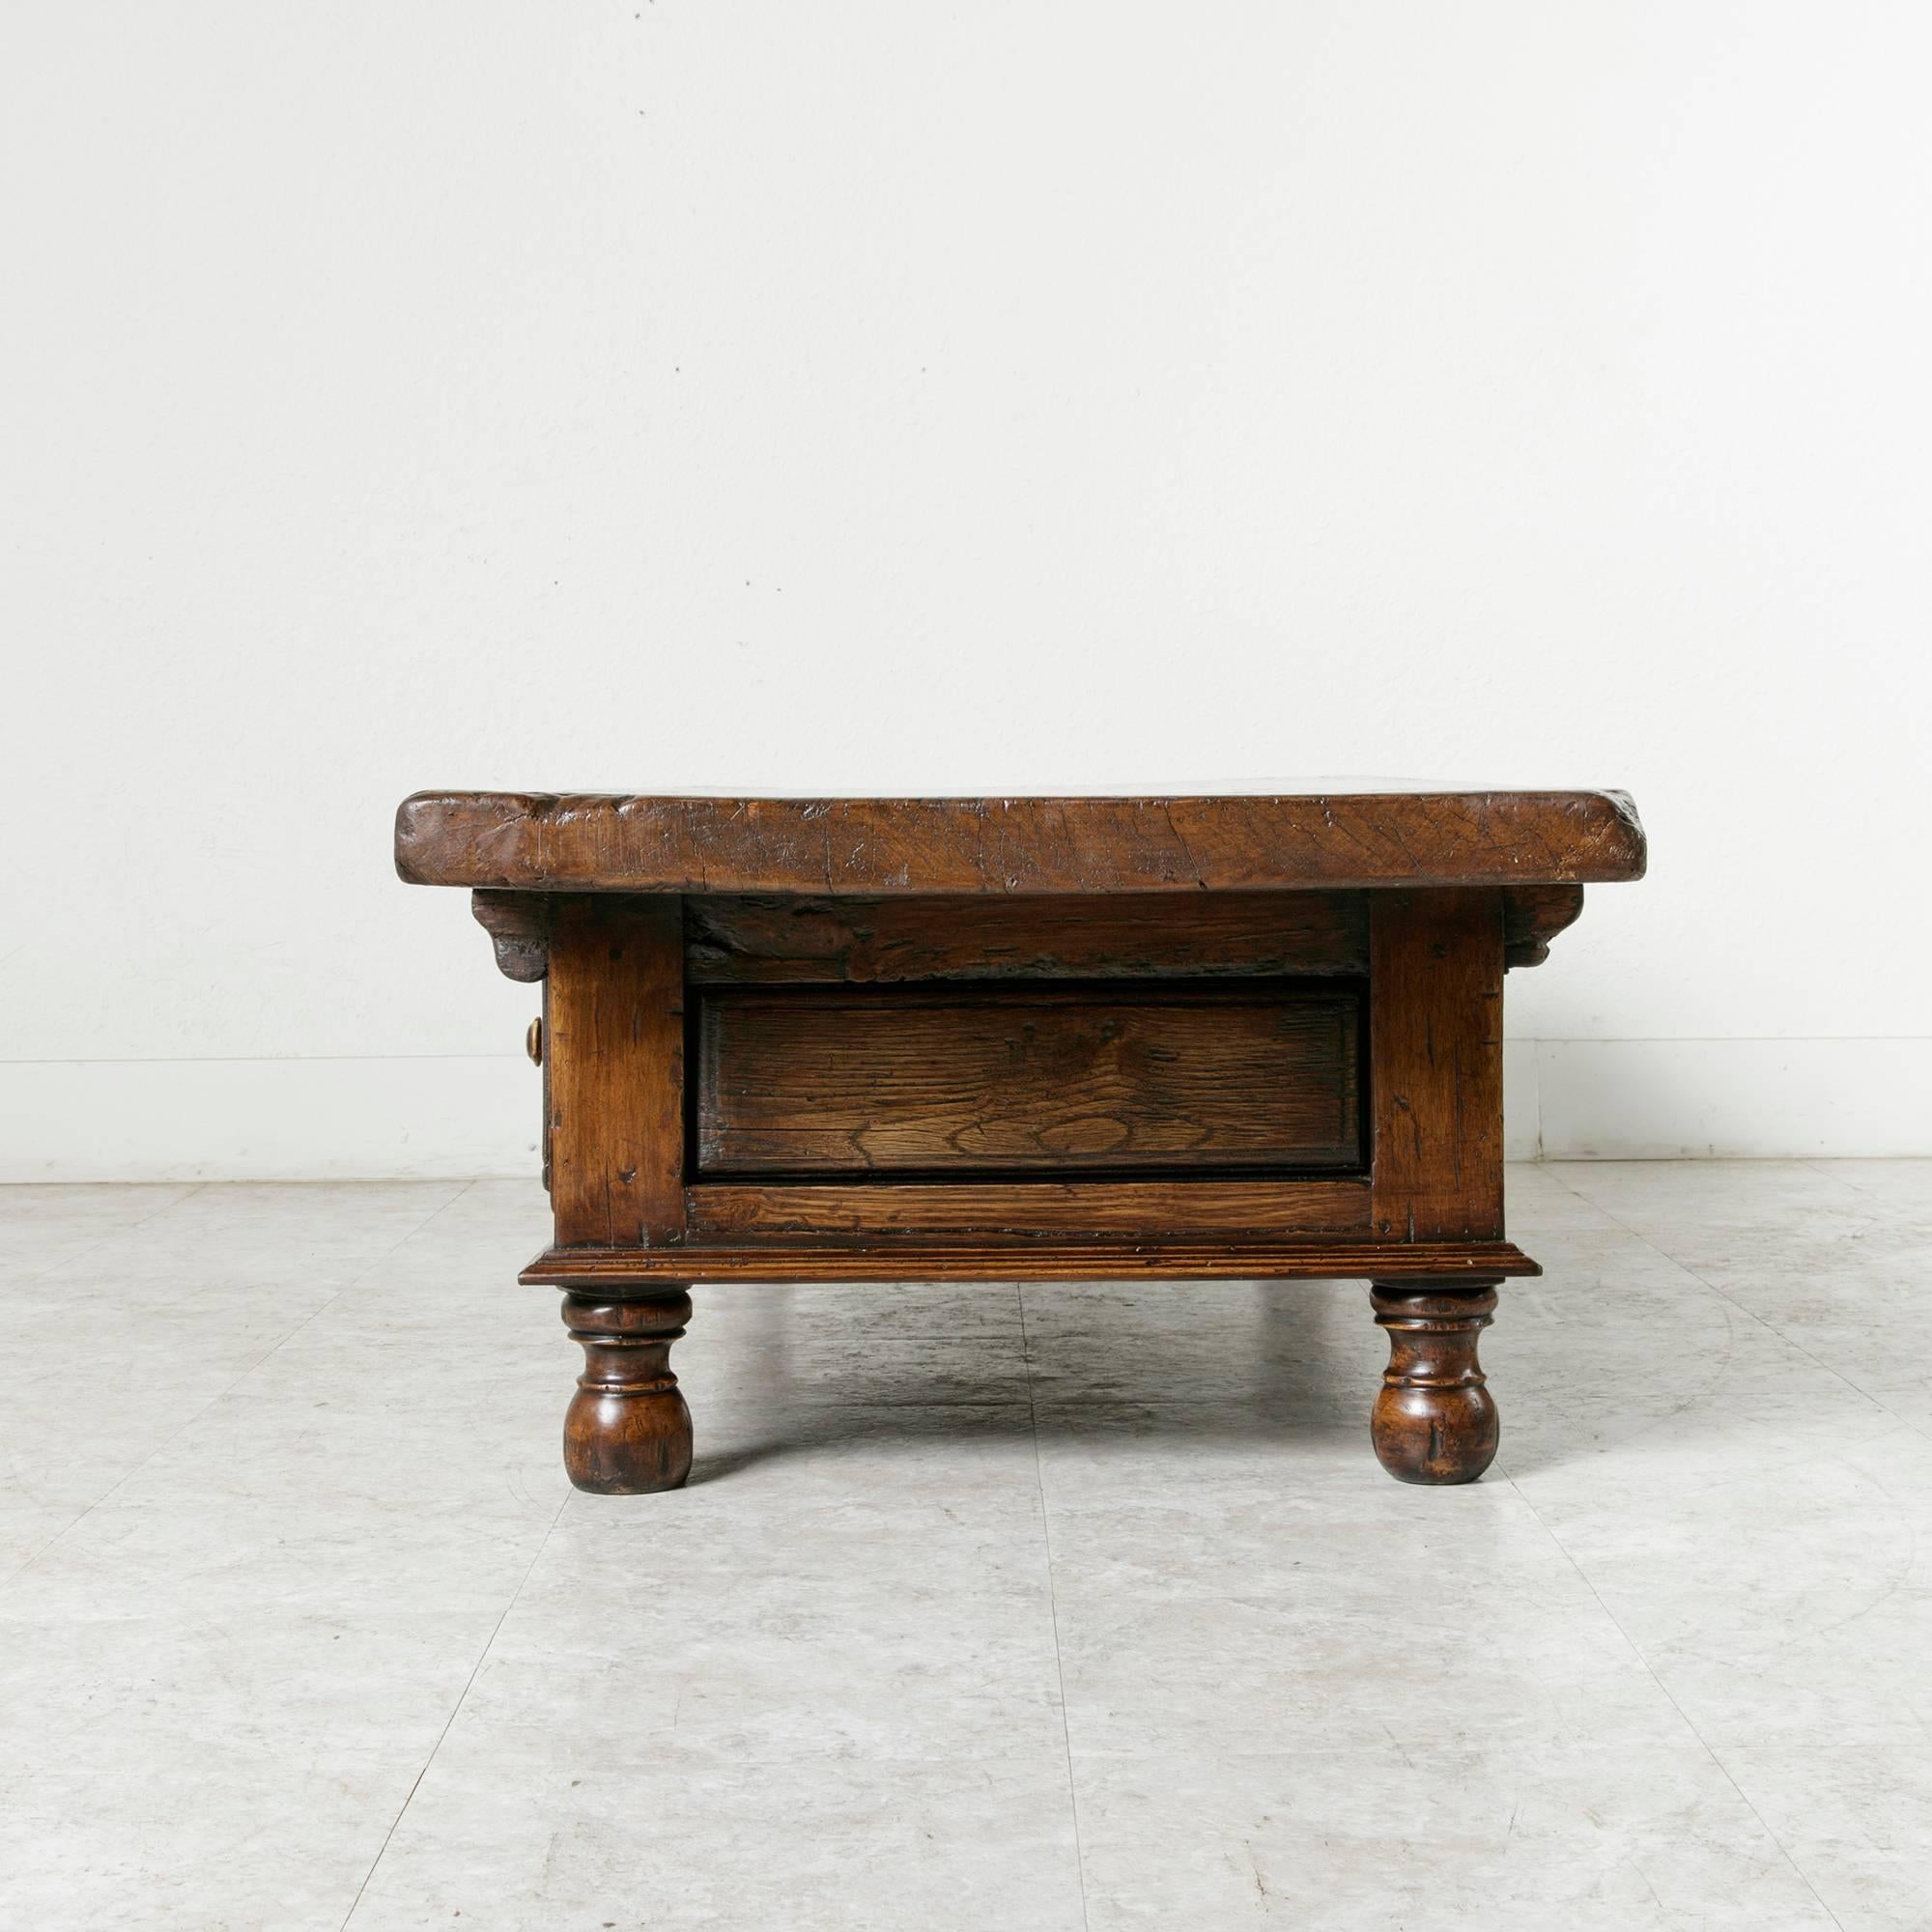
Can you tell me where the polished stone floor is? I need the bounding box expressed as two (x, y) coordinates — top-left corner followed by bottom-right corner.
(2, 1161), (1929, 1929)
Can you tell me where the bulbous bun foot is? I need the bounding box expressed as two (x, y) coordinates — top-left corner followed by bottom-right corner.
(1369, 1283), (1500, 1485)
(561, 1292), (695, 1494)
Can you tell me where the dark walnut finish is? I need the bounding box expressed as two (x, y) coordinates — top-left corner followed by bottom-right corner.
(695, 982), (1362, 1175)
(684, 890), (1370, 983)
(1370, 1283), (1501, 1484)
(398, 787), (1644, 1493)
(561, 1293), (694, 1494)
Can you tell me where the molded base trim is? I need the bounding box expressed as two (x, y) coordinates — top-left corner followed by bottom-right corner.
(521, 1237), (1541, 1288)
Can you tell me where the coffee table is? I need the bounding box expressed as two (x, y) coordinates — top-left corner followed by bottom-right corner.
(395, 787), (1645, 1493)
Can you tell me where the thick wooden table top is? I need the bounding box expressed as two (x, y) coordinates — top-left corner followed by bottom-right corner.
(395, 787), (1645, 896)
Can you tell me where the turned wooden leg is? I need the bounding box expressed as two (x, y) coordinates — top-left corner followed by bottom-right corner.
(561, 1292), (694, 1494)
(1369, 1280), (1500, 1485)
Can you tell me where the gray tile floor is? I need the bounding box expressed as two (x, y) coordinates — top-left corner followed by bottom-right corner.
(3, 1162), (1930, 1929)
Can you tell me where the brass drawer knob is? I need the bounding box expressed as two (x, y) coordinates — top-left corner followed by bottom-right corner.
(526, 1017), (543, 1066)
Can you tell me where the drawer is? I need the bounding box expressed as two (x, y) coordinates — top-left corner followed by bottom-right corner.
(693, 982), (1362, 1176)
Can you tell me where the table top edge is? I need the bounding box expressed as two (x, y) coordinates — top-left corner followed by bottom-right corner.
(394, 788), (1647, 893)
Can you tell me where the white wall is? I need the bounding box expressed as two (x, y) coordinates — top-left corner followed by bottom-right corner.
(5, 2), (1928, 1179)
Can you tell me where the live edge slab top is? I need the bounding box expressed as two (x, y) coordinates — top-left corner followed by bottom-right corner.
(395, 788), (1646, 1493)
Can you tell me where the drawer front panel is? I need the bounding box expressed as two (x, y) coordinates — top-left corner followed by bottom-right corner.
(694, 983), (1361, 1176)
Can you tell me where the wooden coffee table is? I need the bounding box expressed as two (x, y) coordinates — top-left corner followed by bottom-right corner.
(395, 787), (1645, 1493)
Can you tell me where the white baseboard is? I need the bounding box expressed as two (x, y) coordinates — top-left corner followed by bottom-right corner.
(2, 1040), (1927, 1180)
(0, 1058), (542, 1182)
(1517, 1037), (1932, 1159)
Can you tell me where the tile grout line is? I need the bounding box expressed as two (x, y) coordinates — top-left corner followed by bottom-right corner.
(1503, 1166), (1850, 1930)
(13, 1180), (210, 1286)
(1539, 1158), (1893, 1435)
(3, 1182), (211, 1581)
(338, 1485), (576, 1930)
(1542, 1169), (1900, 1441)
(1665, 1263), (1913, 1432)
(1504, 1467), (1848, 1931)
(2, 1180), (477, 1592)
(1504, 1462), (1848, 1929)
(1015, 1280), (1094, 1932)
(1801, 1157), (1932, 1221)
(235, 1179), (487, 1381)
(1565, 1159), (1932, 1438)
(1786, 1164), (1932, 1437)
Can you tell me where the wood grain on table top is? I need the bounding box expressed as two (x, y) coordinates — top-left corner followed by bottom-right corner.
(395, 788), (1645, 895)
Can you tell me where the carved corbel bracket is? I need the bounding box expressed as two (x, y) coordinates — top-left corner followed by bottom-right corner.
(472, 890), (555, 982)
(1502, 884), (1585, 969)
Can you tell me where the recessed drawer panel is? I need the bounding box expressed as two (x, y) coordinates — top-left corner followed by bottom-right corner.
(694, 983), (1361, 1176)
